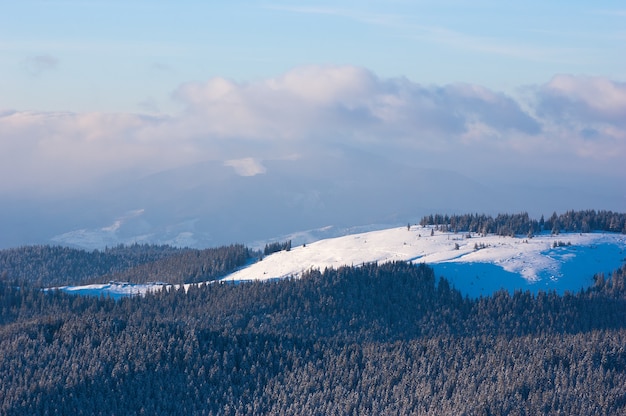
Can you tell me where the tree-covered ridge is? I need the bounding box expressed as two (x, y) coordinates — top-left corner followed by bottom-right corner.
(0, 262), (625, 415)
(3, 209), (623, 287)
(420, 209), (626, 236)
(0, 244), (253, 286)
(0, 244), (185, 286)
(103, 244), (252, 285)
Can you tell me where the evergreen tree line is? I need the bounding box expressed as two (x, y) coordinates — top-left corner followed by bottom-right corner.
(1, 261), (625, 415)
(263, 240), (292, 256)
(0, 244), (253, 286)
(419, 209), (626, 236)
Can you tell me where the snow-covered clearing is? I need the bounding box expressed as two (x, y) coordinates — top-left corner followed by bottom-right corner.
(55, 226), (626, 298)
(222, 226), (626, 296)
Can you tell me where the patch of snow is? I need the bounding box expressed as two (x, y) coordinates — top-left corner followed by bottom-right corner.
(53, 281), (170, 300)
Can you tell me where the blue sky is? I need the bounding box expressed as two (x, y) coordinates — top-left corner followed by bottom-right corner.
(0, 1), (625, 247)
(2, 1), (624, 113)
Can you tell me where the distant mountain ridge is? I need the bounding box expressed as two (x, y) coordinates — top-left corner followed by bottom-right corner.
(2, 143), (623, 250)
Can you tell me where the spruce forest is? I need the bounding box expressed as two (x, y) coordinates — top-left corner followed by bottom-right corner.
(1, 210), (625, 415)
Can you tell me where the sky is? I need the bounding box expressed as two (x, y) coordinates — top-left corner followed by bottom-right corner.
(0, 1), (625, 247)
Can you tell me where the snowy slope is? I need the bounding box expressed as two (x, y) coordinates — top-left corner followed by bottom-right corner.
(56, 226), (626, 298)
(222, 226), (626, 296)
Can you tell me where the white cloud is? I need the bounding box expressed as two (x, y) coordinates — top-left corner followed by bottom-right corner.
(537, 75), (626, 125)
(171, 65), (541, 146)
(529, 75), (626, 165)
(0, 110), (198, 192)
(0, 66), (624, 194)
(224, 158), (266, 177)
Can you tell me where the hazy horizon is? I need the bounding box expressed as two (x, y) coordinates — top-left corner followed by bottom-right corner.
(1, 1), (624, 249)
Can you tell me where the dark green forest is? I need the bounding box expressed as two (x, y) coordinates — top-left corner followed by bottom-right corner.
(0, 244), (252, 286)
(1, 209), (626, 415)
(420, 209), (626, 236)
(1, 261), (625, 415)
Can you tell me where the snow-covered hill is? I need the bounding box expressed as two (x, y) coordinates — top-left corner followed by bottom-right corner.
(222, 226), (626, 296)
(56, 226), (626, 298)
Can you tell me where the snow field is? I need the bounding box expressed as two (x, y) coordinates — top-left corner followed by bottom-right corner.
(56, 226), (626, 298)
(222, 226), (626, 296)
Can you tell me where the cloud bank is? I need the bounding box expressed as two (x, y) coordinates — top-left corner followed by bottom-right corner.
(536, 75), (626, 142)
(0, 66), (624, 194)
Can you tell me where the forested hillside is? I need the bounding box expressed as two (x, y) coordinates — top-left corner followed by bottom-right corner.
(1, 262), (625, 415)
(1, 210), (625, 414)
(2, 210), (622, 288)
(0, 244), (252, 286)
